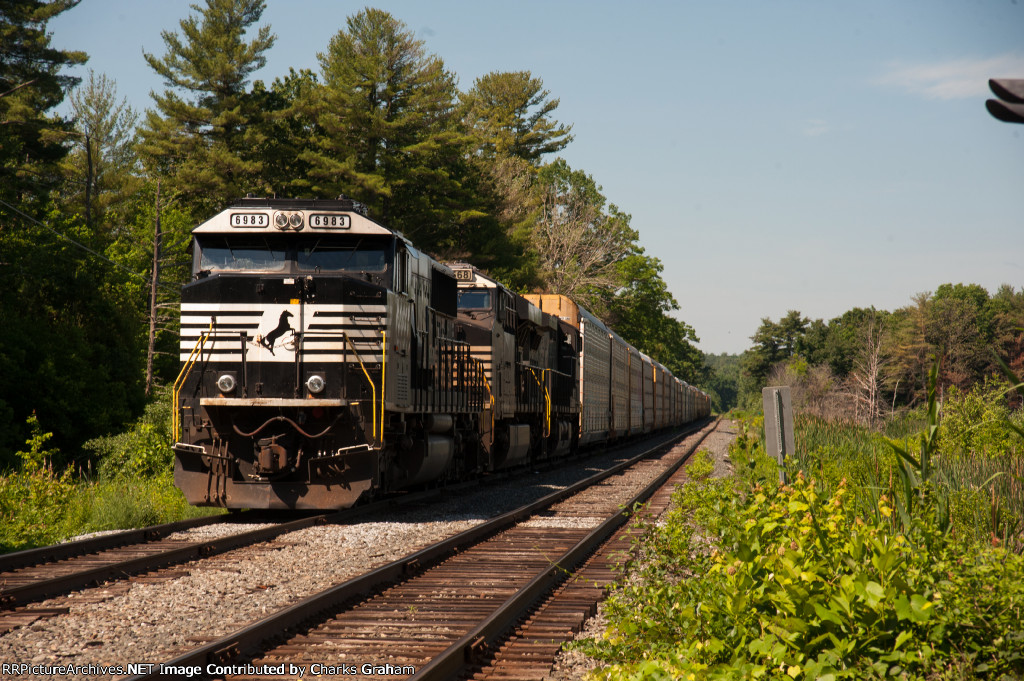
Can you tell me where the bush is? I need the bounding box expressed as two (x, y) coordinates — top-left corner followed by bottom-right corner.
(0, 414), (79, 551)
(581, 473), (1024, 679)
(84, 395), (174, 479)
(1, 409), (220, 554)
(940, 379), (1022, 460)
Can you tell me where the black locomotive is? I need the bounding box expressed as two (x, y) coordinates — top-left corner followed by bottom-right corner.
(173, 198), (710, 509)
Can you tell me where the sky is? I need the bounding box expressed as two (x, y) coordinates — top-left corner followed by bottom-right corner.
(48, 0), (1024, 356)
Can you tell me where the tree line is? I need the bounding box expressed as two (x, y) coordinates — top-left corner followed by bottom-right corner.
(0, 0), (703, 468)
(727, 283), (1024, 420)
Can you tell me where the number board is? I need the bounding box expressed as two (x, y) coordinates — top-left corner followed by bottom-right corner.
(229, 213), (269, 228)
(309, 214), (351, 229)
(452, 268), (474, 282)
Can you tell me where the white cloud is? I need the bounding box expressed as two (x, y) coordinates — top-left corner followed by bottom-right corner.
(876, 53), (1024, 100)
(803, 119), (830, 137)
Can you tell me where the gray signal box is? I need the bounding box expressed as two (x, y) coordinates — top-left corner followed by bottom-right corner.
(762, 386), (795, 483)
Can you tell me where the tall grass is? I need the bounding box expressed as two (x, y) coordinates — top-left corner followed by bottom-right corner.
(779, 374), (1024, 553)
(942, 454), (1024, 548)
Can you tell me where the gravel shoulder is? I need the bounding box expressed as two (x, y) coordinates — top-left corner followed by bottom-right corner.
(546, 418), (738, 681)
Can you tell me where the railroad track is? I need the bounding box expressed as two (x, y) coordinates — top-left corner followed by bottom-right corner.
(0, 430), (668, 621)
(0, 513), (335, 633)
(125, 418), (718, 681)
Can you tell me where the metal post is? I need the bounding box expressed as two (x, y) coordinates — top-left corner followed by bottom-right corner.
(762, 386), (795, 484)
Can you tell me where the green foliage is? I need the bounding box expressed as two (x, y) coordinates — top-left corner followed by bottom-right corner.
(940, 378), (1021, 459)
(247, 67), (321, 199)
(605, 253), (704, 384)
(703, 353), (741, 413)
(0, 0), (87, 205)
(461, 70), (573, 162)
(688, 449), (716, 482)
(821, 308), (892, 380)
(736, 285), (1024, 413)
(0, 205), (146, 466)
(137, 0), (276, 215)
(61, 70), (142, 229)
(302, 7), (481, 255)
(579, 437), (1024, 680)
(742, 311), (812, 391)
(84, 396), (174, 479)
(883, 363), (950, 542)
(0, 410), (219, 554)
(0, 414), (78, 551)
(532, 159), (638, 308)
(582, 367), (1024, 680)
(81, 476), (215, 531)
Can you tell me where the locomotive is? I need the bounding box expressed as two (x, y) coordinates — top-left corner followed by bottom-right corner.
(173, 197), (710, 509)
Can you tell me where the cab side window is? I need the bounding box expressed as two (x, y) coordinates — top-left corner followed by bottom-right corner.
(396, 246), (409, 294)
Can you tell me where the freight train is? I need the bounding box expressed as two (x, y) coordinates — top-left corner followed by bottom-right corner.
(173, 197), (710, 509)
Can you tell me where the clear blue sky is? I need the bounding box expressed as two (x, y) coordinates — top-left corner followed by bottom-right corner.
(49, 0), (1024, 356)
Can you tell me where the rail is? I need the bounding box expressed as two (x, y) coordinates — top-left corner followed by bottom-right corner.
(0, 513), (332, 610)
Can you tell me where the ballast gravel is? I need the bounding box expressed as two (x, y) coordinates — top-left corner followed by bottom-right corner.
(0, 429), (693, 680)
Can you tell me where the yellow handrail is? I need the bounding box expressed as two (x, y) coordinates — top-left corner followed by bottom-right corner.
(380, 330), (386, 443)
(527, 367), (551, 438)
(345, 332), (378, 444)
(470, 357), (495, 431)
(172, 320), (213, 442)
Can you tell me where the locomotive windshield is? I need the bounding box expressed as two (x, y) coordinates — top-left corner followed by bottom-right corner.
(296, 237), (387, 272)
(198, 236), (288, 272)
(194, 235), (393, 276)
(457, 288), (492, 310)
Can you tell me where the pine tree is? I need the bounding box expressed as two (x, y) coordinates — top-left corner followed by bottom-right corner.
(456, 71), (574, 288)
(461, 71), (573, 164)
(0, 0), (86, 208)
(137, 0), (275, 216)
(303, 8), (475, 250)
(62, 70), (140, 232)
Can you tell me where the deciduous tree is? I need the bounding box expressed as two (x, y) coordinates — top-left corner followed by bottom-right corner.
(605, 253), (703, 382)
(532, 159), (636, 308)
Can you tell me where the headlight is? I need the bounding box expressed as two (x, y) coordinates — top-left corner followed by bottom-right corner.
(274, 212), (289, 230)
(289, 213), (304, 230)
(306, 375), (325, 394)
(217, 374), (236, 393)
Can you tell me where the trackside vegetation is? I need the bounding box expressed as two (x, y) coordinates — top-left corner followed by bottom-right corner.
(0, 397), (218, 554)
(576, 369), (1024, 680)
